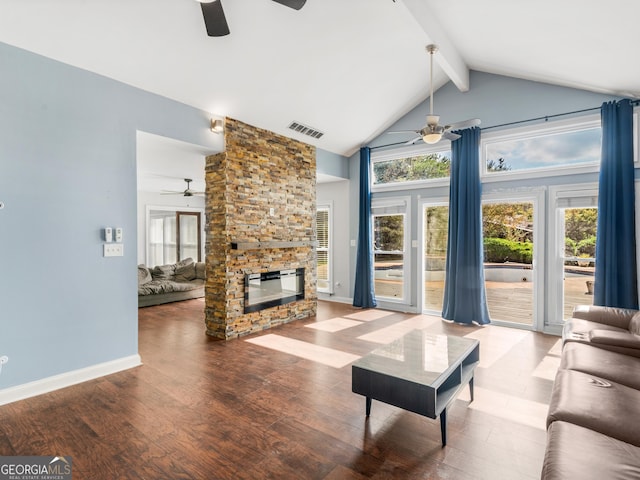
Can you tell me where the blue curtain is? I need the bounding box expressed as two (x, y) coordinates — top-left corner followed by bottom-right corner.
(594, 99), (638, 309)
(442, 127), (490, 325)
(353, 147), (377, 308)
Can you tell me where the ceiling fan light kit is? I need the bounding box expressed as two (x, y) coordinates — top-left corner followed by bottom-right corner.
(387, 44), (480, 146)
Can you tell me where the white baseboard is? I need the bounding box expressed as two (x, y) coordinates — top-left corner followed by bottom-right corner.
(0, 354), (142, 406)
(317, 294), (353, 304)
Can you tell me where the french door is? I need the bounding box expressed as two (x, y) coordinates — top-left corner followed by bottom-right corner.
(420, 190), (544, 330)
(548, 185), (598, 332)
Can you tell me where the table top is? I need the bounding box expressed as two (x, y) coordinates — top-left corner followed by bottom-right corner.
(352, 331), (479, 387)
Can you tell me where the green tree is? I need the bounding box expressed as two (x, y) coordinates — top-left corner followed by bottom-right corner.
(373, 153), (451, 184)
(374, 215), (404, 251)
(482, 202), (533, 243)
(486, 157), (511, 172)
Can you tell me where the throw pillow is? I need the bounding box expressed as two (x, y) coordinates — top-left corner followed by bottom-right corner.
(138, 265), (152, 286)
(152, 264), (176, 280)
(176, 257), (195, 268)
(175, 262), (197, 282)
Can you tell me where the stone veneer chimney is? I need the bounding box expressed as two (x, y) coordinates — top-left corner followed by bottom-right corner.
(204, 118), (317, 339)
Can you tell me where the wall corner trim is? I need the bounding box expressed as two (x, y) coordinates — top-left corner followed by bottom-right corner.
(0, 355), (142, 406)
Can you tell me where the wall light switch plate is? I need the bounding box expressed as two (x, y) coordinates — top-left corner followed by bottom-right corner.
(115, 227), (123, 242)
(350, 239), (356, 247)
(104, 244), (124, 257)
(104, 227), (113, 243)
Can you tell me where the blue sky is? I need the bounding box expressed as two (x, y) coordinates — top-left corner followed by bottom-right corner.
(486, 127), (601, 171)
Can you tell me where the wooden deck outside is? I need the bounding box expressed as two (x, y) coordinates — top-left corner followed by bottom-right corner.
(376, 268), (594, 326)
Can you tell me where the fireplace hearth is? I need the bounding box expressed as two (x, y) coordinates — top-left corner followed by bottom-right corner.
(244, 268), (305, 314)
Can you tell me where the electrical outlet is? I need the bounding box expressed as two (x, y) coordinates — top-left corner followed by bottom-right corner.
(103, 244), (124, 257)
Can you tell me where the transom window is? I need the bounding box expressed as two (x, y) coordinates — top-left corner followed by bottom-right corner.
(372, 148), (451, 186)
(482, 117), (602, 176)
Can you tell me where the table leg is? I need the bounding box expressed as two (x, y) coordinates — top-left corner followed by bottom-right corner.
(365, 397), (372, 416)
(440, 408), (447, 447)
(469, 376), (474, 403)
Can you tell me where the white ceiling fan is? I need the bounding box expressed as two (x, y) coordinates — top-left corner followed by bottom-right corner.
(389, 44), (480, 145)
(160, 178), (204, 197)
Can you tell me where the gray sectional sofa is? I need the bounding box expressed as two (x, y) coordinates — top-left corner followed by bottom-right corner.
(138, 258), (205, 307)
(541, 305), (640, 479)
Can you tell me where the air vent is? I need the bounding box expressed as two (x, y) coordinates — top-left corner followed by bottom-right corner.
(287, 121), (324, 139)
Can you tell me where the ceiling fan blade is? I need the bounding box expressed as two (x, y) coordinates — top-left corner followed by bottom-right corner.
(201, 1), (230, 37)
(272, 0), (306, 10)
(160, 191), (183, 195)
(404, 136), (422, 146)
(387, 130), (419, 135)
(444, 118), (481, 131)
(443, 131), (461, 141)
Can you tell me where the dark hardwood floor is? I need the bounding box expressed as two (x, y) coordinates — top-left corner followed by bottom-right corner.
(0, 300), (560, 479)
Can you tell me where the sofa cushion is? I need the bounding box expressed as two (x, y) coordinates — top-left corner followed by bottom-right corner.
(138, 280), (171, 296)
(589, 329), (640, 349)
(630, 311), (640, 335)
(560, 342), (640, 390)
(166, 280), (203, 292)
(138, 265), (152, 286)
(195, 262), (205, 280)
(175, 262), (197, 282)
(563, 319), (640, 358)
(152, 264), (176, 280)
(541, 421), (640, 480)
(547, 369), (640, 447)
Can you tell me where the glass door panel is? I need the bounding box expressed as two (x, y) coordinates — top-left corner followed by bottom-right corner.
(148, 210), (177, 266)
(423, 205), (448, 313)
(177, 212), (201, 262)
(482, 201), (535, 327)
(373, 214), (405, 300)
(561, 207), (597, 319)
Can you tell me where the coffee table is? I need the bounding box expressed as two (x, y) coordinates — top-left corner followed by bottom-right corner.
(352, 330), (479, 446)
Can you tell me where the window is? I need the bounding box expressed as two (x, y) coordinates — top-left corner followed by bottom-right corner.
(482, 118), (602, 177)
(316, 206), (331, 293)
(372, 197), (410, 302)
(372, 146), (451, 187)
(147, 208), (203, 267)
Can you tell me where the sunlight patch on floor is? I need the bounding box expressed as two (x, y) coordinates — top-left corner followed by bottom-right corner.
(356, 315), (441, 344)
(245, 334), (360, 368)
(345, 309), (395, 322)
(532, 355), (561, 381)
(548, 338), (563, 356)
(305, 317), (363, 332)
(464, 326), (530, 368)
(460, 386), (548, 430)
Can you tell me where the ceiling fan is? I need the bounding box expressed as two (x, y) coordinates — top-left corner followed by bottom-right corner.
(389, 44), (480, 145)
(161, 179), (204, 197)
(196, 0), (306, 37)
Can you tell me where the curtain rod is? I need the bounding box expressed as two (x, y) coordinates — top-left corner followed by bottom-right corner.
(370, 99), (640, 151)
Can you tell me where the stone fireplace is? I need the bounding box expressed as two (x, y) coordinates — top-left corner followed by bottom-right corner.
(204, 118), (317, 339)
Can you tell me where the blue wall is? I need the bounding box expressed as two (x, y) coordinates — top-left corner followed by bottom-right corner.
(0, 42), (219, 389)
(317, 148), (349, 180)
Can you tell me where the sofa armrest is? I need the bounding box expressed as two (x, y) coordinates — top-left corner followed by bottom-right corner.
(571, 305), (637, 330)
(588, 329), (640, 349)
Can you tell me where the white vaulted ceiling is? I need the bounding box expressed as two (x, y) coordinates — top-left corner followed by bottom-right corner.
(0, 0), (637, 157)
